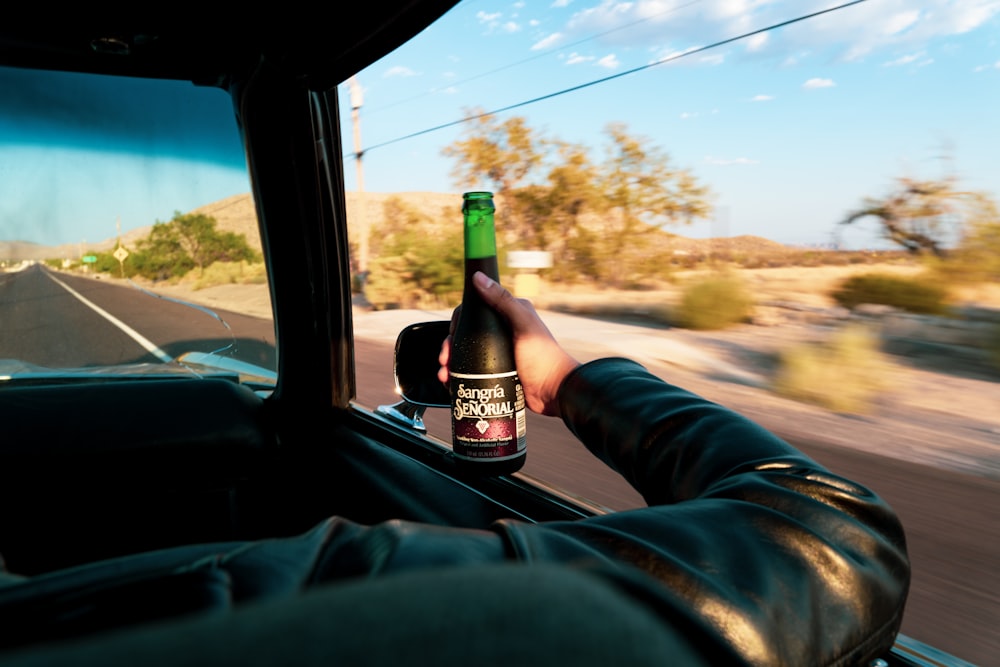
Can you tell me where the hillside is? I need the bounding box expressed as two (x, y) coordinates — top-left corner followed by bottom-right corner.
(2, 191), (794, 262)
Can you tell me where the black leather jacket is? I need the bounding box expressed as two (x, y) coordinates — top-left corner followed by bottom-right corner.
(543, 358), (911, 665)
(0, 358), (909, 666)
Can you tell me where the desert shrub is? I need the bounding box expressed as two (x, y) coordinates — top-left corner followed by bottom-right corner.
(672, 275), (754, 330)
(928, 220), (1000, 286)
(362, 197), (463, 310)
(192, 260), (268, 289)
(831, 272), (950, 315)
(773, 324), (891, 413)
(363, 256), (421, 310)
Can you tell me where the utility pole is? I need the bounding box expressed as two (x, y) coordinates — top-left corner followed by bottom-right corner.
(348, 76), (369, 281)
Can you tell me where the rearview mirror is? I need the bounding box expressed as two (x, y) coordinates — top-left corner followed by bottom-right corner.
(392, 320), (451, 408)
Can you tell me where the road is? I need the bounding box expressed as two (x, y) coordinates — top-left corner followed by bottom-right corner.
(0, 265), (276, 371)
(2, 266), (995, 665)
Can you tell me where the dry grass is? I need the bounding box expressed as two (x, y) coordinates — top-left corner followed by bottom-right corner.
(531, 263), (965, 321)
(772, 324), (893, 413)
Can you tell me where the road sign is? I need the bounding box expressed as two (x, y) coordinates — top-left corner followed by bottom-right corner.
(507, 250), (552, 269)
(82, 255), (97, 264)
(113, 247), (129, 262)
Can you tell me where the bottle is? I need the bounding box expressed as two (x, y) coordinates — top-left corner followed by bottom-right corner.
(449, 191), (527, 476)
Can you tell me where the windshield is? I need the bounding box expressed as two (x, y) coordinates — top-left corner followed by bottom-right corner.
(340, 1), (999, 664)
(0, 66), (275, 387)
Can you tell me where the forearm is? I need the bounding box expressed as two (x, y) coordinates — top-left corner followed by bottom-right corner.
(550, 357), (910, 665)
(557, 357), (812, 505)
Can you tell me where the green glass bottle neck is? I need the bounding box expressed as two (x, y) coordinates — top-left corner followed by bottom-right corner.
(464, 215), (497, 259)
(462, 192), (497, 259)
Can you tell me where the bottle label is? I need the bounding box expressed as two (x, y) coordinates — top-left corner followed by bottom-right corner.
(450, 370), (526, 461)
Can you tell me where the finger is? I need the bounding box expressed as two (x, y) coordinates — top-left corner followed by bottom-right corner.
(438, 334), (451, 368)
(473, 271), (524, 321)
(437, 335), (451, 385)
(473, 271), (543, 334)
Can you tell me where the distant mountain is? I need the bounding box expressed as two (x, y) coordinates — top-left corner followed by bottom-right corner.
(2, 190), (794, 263)
(0, 240), (52, 263)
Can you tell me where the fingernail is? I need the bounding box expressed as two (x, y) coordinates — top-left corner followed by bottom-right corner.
(474, 271), (494, 289)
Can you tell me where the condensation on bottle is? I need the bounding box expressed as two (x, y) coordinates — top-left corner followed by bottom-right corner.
(449, 191), (526, 476)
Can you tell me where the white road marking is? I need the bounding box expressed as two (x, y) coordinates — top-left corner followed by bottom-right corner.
(47, 273), (173, 363)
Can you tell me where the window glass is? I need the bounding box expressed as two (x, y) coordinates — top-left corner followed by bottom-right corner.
(0, 66), (275, 388)
(340, 2), (999, 663)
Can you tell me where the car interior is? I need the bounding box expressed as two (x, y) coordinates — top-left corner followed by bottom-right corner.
(0, 5), (601, 655)
(0, 7), (952, 667)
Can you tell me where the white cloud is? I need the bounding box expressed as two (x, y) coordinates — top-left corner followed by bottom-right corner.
(949, 2), (1000, 33)
(598, 54), (621, 68)
(884, 10), (921, 36)
(555, 0), (1000, 67)
(751, 94), (773, 102)
(882, 51), (934, 68)
(883, 52), (921, 66)
(476, 11), (501, 23)
(502, 21), (521, 33)
(383, 66), (418, 78)
(704, 156), (760, 165)
(551, 0), (572, 7)
(679, 111), (698, 119)
(746, 32), (768, 52)
(566, 52), (594, 65)
(973, 60), (1000, 72)
(803, 77), (836, 89)
(532, 32), (563, 50)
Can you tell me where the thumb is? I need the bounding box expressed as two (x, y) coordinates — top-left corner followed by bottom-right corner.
(473, 271), (518, 319)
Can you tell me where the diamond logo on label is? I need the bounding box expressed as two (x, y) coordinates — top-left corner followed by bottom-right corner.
(476, 419), (489, 434)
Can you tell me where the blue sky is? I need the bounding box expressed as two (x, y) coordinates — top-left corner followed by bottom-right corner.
(336, 0), (1000, 249)
(1, 2), (995, 251)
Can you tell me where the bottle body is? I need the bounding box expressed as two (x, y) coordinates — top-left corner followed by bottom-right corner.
(449, 192), (526, 476)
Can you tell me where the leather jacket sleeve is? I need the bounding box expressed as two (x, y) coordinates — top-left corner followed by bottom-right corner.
(495, 357), (910, 667)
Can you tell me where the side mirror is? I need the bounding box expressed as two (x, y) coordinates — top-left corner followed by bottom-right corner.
(377, 321), (450, 431)
(393, 320), (451, 407)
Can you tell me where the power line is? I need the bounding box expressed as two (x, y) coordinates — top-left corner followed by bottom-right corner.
(364, 0), (701, 116)
(359, 0), (869, 155)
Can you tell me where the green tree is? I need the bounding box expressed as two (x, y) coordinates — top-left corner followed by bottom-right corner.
(363, 197), (463, 309)
(442, 109), (545, 243)
(135, 219), (195, 280)
(443, 108), (544, 196)
(594, 123), (713, 285)
(840, 176), (985, 257)
(133, 211), (258, 281)
(441, 115), (713, 286)
(170, 212), (258, 270)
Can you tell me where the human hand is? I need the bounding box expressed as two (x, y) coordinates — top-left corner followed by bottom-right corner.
(438, 271), (580, 418)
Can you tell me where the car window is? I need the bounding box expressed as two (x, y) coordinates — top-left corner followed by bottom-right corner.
(0, 66), (275, 389)
(339, 2), (999, 664)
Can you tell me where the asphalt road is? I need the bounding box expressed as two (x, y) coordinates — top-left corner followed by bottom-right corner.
(0, 265), (276, 371)
(3, 267), (995, 665)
